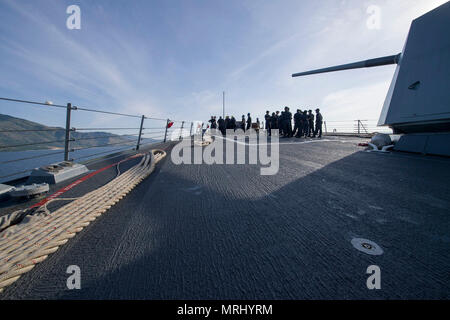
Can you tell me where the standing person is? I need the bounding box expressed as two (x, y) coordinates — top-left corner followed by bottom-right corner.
(225, 116), (231, 130)
(208, 116), (217, 129)
(284, 106), (293, 137)
(218, 116), (225, 135)
(276, 111), (282, 135)
(256, 118), (260, 133)
(299, 111), (303, 137)
(314, 108), (323, 138)
(264, 111), (272, 136)
(280, 111), (285, 136)
(246, 113), (252, 131)
(293, 109), (302, 138)
(270, 112), (277, 134)
(308, 110), (315, 137)
(302, 110), (309, 138)
(230, 116), (236, 131)
(241, 115), (246, 132)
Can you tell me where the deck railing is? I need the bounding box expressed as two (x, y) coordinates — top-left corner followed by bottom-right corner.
(259, 118), (392, 136)
(0, 97), (196, 182)
(322, 119), (392, 136)
(1, 96), (394, 182)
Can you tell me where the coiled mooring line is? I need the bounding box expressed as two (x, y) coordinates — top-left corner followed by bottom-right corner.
(0, 149), (166, 293)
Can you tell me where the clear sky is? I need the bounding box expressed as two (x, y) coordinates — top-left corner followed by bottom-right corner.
(0, 0), (447, 130)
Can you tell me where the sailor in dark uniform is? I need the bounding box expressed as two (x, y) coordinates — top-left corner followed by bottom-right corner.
(265, 111), (272, 136)
(218, 116), (225, 135)
(276, 111), (282, 135)
(283, 106), (292, 137)
(230, 116), (236, 131)
(314, 108), (323, 138)
(225, 116), (230, 131)
(279, 111), (285, 136)
(297, 110), (304, 137)
(293, 109), (302, 138)
(308, 110), (315, 137)
(209, 116), (217, 129)
(270, 112), (277, 132)
(241, 115), (246, 132)
(246, 113), (252, 131)
(302, 110), (309, 138)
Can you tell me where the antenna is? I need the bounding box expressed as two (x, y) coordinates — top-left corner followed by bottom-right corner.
(222, 91), (225, 118)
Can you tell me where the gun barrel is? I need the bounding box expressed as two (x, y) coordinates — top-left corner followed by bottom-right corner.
(292, 53), (401, 77)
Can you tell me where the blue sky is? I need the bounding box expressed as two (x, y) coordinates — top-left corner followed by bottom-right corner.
(0, 0), (447, 130)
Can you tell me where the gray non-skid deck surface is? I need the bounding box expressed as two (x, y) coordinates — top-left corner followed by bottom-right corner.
(1, 136), (449, 299)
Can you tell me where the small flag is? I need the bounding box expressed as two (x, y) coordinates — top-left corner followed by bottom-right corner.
(167, 121), (174, 128)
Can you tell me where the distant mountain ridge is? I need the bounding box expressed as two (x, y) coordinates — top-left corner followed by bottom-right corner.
(0, 113), (137, 151)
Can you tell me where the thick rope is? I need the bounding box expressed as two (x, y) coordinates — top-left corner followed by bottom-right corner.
(194, 134), (212, 146)
(0, 149), (166, 293)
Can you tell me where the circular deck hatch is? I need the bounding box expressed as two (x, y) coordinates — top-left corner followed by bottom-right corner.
(351, 238), (383, 255)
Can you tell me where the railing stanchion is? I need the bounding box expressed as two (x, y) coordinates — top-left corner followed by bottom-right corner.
(163, 119), (169, 143)
(190, 122), (193, 136)
(64, 103), (72, 161)
(136, 115), (145, 150)
(324, 121), (327, 135)
(179, 121), (184, 140)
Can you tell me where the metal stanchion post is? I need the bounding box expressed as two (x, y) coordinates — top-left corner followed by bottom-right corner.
(179, 121), (184, 140)
(136, 115), (145, 150)
(64, 103), (72, 161)
(164, 119), (169, 143)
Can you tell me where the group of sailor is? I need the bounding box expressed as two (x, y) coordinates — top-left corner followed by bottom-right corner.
(208, 113), (260, 135)
(265, 107), (323, 138)
(207, 107), (322, 138)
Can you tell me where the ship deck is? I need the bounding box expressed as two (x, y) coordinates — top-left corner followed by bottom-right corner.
(1, 135), (449, 299)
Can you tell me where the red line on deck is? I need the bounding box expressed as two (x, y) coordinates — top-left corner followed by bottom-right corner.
(30, 154), (143, 209)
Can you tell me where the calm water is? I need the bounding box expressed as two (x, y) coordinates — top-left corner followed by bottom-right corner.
(0, 141), (162, 184)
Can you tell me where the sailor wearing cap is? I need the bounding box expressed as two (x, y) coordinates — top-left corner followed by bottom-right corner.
(314, 108), (323, 138)
(308, 110), (315, 137)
